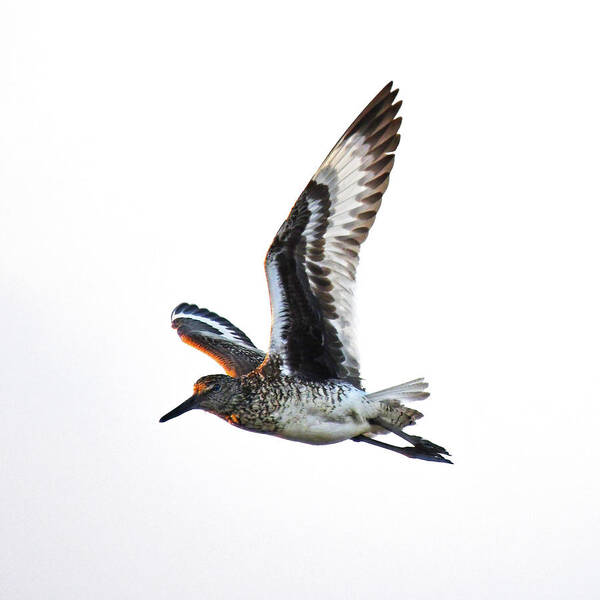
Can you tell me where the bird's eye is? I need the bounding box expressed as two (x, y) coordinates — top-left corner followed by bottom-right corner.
(212, 384), (221, 392)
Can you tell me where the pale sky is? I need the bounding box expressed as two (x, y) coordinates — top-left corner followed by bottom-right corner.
(2, 1), (599, 598)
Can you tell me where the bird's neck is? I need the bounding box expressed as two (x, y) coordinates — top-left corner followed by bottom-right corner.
(211, 379), (281, 433)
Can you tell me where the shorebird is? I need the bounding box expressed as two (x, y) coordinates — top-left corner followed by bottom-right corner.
(160, 82), (451, 463)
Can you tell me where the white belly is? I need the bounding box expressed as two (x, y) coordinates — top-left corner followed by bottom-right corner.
(273, 387), (373, 445)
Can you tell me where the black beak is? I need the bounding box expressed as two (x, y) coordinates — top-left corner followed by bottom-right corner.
(159, 395), (198, 423)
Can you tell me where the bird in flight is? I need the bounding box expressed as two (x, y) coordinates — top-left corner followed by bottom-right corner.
(160, 82), (451, 463)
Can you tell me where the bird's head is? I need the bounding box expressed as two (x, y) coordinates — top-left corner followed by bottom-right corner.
(159, 374), (240, 423)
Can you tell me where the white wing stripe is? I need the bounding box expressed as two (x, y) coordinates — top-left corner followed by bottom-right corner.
(264, 83), (401, 385)
(265, 259), (291, 372)
(171, 307), (254, 348)
(306, 132), (376, 372)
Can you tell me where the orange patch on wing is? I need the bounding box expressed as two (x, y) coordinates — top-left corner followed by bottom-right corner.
(225, 414), (240, 425)
(180, 333), (236, 376)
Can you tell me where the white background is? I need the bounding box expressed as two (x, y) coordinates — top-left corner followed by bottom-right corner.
(2, 1), (599, 598)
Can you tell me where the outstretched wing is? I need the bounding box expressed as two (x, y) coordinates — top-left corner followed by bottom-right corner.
(263, 83), (402, 387)
(171, 303), (265, 377)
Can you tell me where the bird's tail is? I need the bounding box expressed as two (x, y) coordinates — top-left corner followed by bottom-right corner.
(364, 378), (452, 463)
(367, 378), (428, 429)
(367, 377), (430, 403)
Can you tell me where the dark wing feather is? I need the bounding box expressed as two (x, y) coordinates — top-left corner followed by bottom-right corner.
(263, 83), (402, 387)
(171, 303), (265, 377)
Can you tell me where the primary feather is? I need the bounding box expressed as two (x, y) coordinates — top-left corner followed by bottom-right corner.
(264, 82), (402, 386)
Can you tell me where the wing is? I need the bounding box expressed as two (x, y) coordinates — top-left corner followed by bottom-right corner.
(171, 303), (265, 377)
(263, 82), (402, 387)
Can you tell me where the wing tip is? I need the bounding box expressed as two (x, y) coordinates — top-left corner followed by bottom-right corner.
(171, 302), (258, 349)
(338, 81), (402, 149)
(171, 302), (215, 322)
(171, 302), (196, 324)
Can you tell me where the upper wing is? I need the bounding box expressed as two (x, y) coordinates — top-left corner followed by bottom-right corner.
(263, 83), (402, 387)
(171, 303), (265, 377)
